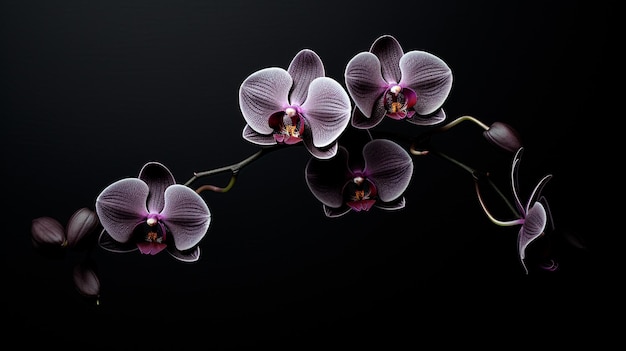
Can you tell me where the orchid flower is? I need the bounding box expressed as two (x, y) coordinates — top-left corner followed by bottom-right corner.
(239, 49), (352, 159)
(475, 147), (553, 274)
(95, 162), (211, 262)
(305, 129), (413, 217)
(345, 34), (453, 129)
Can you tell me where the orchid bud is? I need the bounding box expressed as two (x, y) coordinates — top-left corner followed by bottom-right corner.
(66, 207), (99, 248)
(31, 217), (67, 247)
(73, 260), (101, 302)
(483, 121), (522, 153)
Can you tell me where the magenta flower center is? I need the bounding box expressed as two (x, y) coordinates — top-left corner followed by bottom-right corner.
(268, 106), (305, 144)
(383, 85), (417, 120)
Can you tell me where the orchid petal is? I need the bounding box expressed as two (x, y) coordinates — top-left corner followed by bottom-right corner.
(167, 246), (201, 263)
(97, 230), (138, 253)
(95, 178), (149, 244)
(351, 100), (386, 129)
(139, 162), (176, 213)
(526, 174), (553, 214)
(363, 139), (414, 202)
(375, 197), (406, 211)
(305, 146), (350, 207)
(301, 77), (351, 148)
(137, 241), (167, 255)
(31, 216), (66, 246)
(287, 49), (325, 106)
(345, 52), (387, 118)
(66, 207), (99, 248)
(518, 202), (547, 273)
(323, 205), (352, 218)
(239, 67), (292, 135)
(399, 50), (452, 115)
(369, 35), (404, 83)
(405, 107), (447, 126)
(161, 184), (211, 251)
(511, 147), (525, 215)
(242, 124), (278, 146)
(302, 137), (338, 160)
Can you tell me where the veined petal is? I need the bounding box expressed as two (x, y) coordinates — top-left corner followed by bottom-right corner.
(97, 230), (138, 253)
(369, 35), (404, 83)
(363, 139), (414, 202)
(31, 216), (66, 246)
(345, 52), (387, 118)
(242, 124), (279, 146)
(239, 67), (292, 135)
(301, 77), (351, 148)
(399, 50), (453, 115)
(95, 178), (149, 244)
(518, 202), (547, 273)
(302, 137), (338, 160)
(139, 162), (176, 213)
(405, 108), (447, 126)
(161, 184), (211, 251)
(66, 207), (99, 248)
(351, 101), (386, 129)
(305, 146), (350, 207)
(287, 49), (325, 106)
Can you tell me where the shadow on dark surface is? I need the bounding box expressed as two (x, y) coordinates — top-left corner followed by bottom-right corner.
(1, 0), (616, 349)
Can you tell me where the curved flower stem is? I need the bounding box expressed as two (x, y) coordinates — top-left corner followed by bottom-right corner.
(183, 146), (279, 190)
(411, 147), (520, 219)
(474, 180), (524, 227)
(437, 115), (490, 132)
(409, 115), (489, 153)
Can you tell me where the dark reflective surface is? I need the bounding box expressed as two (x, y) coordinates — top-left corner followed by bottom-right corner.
(2, 0), (613, 348)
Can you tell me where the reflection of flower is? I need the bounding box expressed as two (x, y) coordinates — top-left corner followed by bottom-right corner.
(31, 207), (101, 300)
(305, 130), (413, 217)
(475, 147), (552, 274)
(239, 49), (352, 159)
(95, 162), (211, 262)
(345, 35), (452, 129)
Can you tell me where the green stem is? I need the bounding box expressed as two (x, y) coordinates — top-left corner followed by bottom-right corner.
(183, 147), (277, 188)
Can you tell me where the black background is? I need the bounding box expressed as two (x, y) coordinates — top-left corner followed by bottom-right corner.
(1, 0), (616, 349)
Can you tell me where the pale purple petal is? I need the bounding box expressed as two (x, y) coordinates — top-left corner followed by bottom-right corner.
(518, 202), (547, 274)
(242, 124), (278, 146)
(95, 178), (149, 244)
(139, 162), (176, 213)
(31, 216), (66, 246)
(369, 35), (404, 83)
(305, 146), (349, 207)
(73, 260), (100, 298)
(399, 51), (453, 115)
(301, 77), (351, 148)
(302, 138), (338, 160)
(363, 139), (414, 202)
(66, 207), (99, 248)
(161, 184), (211, 251)
(345, 52), (387, 118)
(351, 101), (386, 129)
(405, 107), (447, 126)
(239, 67), (292, 135)
(167, 246), (201, 263)
(287, 49), (325, 106)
